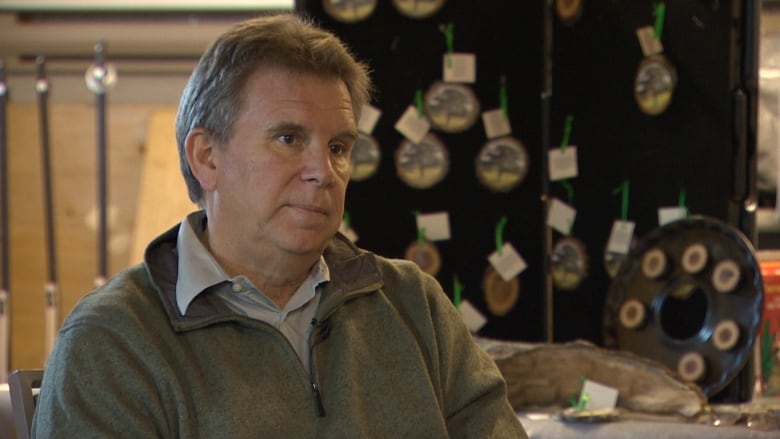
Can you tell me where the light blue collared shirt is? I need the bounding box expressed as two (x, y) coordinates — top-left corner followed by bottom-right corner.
(175, 212), (329, 374)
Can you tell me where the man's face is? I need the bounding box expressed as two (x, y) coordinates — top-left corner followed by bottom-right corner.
(208, 67), (356, 260)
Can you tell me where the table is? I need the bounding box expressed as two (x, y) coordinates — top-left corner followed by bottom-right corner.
(517, 412), (780, 439)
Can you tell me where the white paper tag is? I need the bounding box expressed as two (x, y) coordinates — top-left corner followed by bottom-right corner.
(482, 108), (512, 139)
(607, 220), (636, 254)
(443, 52), (476, 83)
(636, 26), (663, 56)
(658, 206), (688, 226)
(416, 211), (451, 241)
(339, 222), (359, 243)
(394, 105), (430, 144)
(358, 104), (382, 135)
(580, 379), (619, 410)
(547, 198), (577, 235)
(548, 146), (579, 181)
(488, 242), (527, 281)
(459, 299), (487, 333)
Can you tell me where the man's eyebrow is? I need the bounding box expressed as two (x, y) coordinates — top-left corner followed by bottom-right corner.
(264, 121), (358, 145)
(266, 121), (306, 134)
(334, 129), (359, 142)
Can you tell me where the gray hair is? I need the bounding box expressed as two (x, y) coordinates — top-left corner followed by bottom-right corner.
(175, 13), (373, 205)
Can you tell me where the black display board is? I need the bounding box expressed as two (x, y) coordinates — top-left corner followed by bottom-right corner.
(296, 0), (759, 374)
(298, 0), (547, 342)
(548, 0), (759, 348)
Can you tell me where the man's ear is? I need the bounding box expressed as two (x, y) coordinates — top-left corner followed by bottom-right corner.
(185, 128), (218, 192)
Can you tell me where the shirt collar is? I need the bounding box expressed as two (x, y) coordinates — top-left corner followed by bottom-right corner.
(175, 211), (331, 316)
(176, 212), (227, 316)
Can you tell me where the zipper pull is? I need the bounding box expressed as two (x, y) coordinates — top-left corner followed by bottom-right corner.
(312, 382), (326, 417)
(310, 318), (331, 343)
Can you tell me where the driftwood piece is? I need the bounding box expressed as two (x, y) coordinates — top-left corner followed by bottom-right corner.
(477, 338), (708, 418)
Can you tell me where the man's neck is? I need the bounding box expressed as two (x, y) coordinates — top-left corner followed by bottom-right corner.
(200, 228), (320, 309)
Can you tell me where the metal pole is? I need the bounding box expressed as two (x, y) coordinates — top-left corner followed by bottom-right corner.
(89, 42), (109, 287)
(541, 0), (554, 343)
(36, 55), (59, 363)
(0, 59), (10, 381)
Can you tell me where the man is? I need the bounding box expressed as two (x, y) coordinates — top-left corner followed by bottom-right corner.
(32, 13), (527, 438)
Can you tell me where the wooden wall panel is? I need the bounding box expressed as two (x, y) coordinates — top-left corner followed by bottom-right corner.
(130, 109), (196, 264)
(5, 103), (182, 370)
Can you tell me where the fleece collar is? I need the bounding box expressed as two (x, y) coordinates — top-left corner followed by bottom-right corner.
(143, 211), (383, 332)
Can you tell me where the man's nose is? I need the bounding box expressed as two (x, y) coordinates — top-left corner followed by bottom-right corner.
(302, 144), (336, 187)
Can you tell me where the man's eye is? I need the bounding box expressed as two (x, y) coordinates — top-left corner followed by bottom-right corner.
(279, 134), (295, 144)
(330, 143), (349, 156)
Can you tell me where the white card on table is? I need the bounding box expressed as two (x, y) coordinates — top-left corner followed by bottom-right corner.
(580, 379), (619, 410)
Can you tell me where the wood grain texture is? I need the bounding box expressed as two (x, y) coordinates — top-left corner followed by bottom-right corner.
(130, 109), (195, 264)
(4, 103), (185, 370)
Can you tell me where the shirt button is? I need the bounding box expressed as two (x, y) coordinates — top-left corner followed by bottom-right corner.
(232, 283), (243, 293)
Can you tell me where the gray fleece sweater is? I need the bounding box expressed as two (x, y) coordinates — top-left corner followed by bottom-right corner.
(32, 221), (527, 438)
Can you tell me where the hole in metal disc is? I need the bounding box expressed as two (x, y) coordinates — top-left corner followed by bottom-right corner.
(659, 282), (709, 341)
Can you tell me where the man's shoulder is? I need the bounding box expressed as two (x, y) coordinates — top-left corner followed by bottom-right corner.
(332, 241), (427, 285)
(361, 250), (449, 310)
(64, 264), (161, 327)
(370, 252), (432, 285)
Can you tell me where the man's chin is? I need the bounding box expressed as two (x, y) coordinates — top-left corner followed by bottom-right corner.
(280, 232), (333, 256)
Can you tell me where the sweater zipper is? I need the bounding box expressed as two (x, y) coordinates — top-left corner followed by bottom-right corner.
(309, 317), (330, 417)
(311, 381), (325, 417)
(307, 285), (373, 418)
(237, 317), (328, 417)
